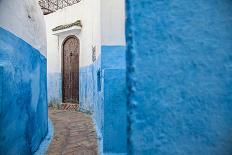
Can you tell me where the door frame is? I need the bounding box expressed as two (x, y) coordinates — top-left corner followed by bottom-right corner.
(61, 35), (80, 103)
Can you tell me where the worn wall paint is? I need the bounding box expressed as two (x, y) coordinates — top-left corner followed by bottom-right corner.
(0, 27), (48, 154)
(79, 54), (102, 118)
(47, 73), (62, 104)
(79, 56), (101, 112)
(126, 0), (232, 154)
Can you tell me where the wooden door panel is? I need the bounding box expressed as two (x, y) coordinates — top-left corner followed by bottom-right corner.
(62, 36), (79, 103)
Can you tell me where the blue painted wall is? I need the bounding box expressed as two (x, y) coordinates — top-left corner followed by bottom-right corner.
(101, 46), (127, 154)
(79, 45), (127, 154)
(47, 73), (62, 104)
(103, 69), (127, 153)
(126, 0), (232, 154)
(79, 55), (104, 140)
(80, 64), (95, 111)
(0, 27), (48, 154)
(79, 56), (102, 113)
(101, 46), (126, 69)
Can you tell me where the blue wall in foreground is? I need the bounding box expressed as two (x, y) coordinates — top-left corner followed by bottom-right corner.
(0, 27), (48, 154)
(126, 0), (232, 154)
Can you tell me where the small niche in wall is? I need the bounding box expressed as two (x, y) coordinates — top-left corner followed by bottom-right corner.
(97, 69), (101, 92)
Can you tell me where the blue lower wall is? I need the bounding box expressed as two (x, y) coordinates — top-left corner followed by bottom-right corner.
(126, 0), (232, 154)
(101, 46), (126, 69)
(101, 46), (127, 154)
(79, 45), (127, 154)
(79, 65), (95, 111)
(79, 55), (103, 134)
(47, 73), (62, 104)
(103, 69), (127, 153)
(0, 27), (48, 154)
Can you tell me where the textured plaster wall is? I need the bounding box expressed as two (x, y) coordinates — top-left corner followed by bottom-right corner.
(126, 0), (232, 154)
(0, 27), (48, 154)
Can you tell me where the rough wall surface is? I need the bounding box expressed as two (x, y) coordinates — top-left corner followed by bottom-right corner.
(0, 28), (48, 154)
(126, 0), (232, 154)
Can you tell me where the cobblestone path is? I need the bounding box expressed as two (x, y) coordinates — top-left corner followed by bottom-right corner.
(47, 109), (98, 155)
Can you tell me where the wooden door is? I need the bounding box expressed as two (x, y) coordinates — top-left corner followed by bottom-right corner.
(62, 36), (79, 103)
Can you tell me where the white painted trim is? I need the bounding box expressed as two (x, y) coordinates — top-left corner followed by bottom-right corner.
(52, 26), (81, 36)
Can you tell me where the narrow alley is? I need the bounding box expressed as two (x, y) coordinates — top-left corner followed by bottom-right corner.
(1, 0), (232, 155)
(47, 108), (98, 155)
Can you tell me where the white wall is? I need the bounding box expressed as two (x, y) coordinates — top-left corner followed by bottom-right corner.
(45, 0), (101, 73)
(101, 0), (125, 46)
(0, 0), (47, 56)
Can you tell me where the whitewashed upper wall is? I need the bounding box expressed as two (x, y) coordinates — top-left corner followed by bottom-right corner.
(101, 0), (125, 46)
(45, 0), (101, 72)
(0, 0), (47, 57)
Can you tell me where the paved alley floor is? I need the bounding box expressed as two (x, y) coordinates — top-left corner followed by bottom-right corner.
(47, 109), (98, 155)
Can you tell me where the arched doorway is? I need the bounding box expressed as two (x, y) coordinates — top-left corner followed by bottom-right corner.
(62, 36), (79, 103)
